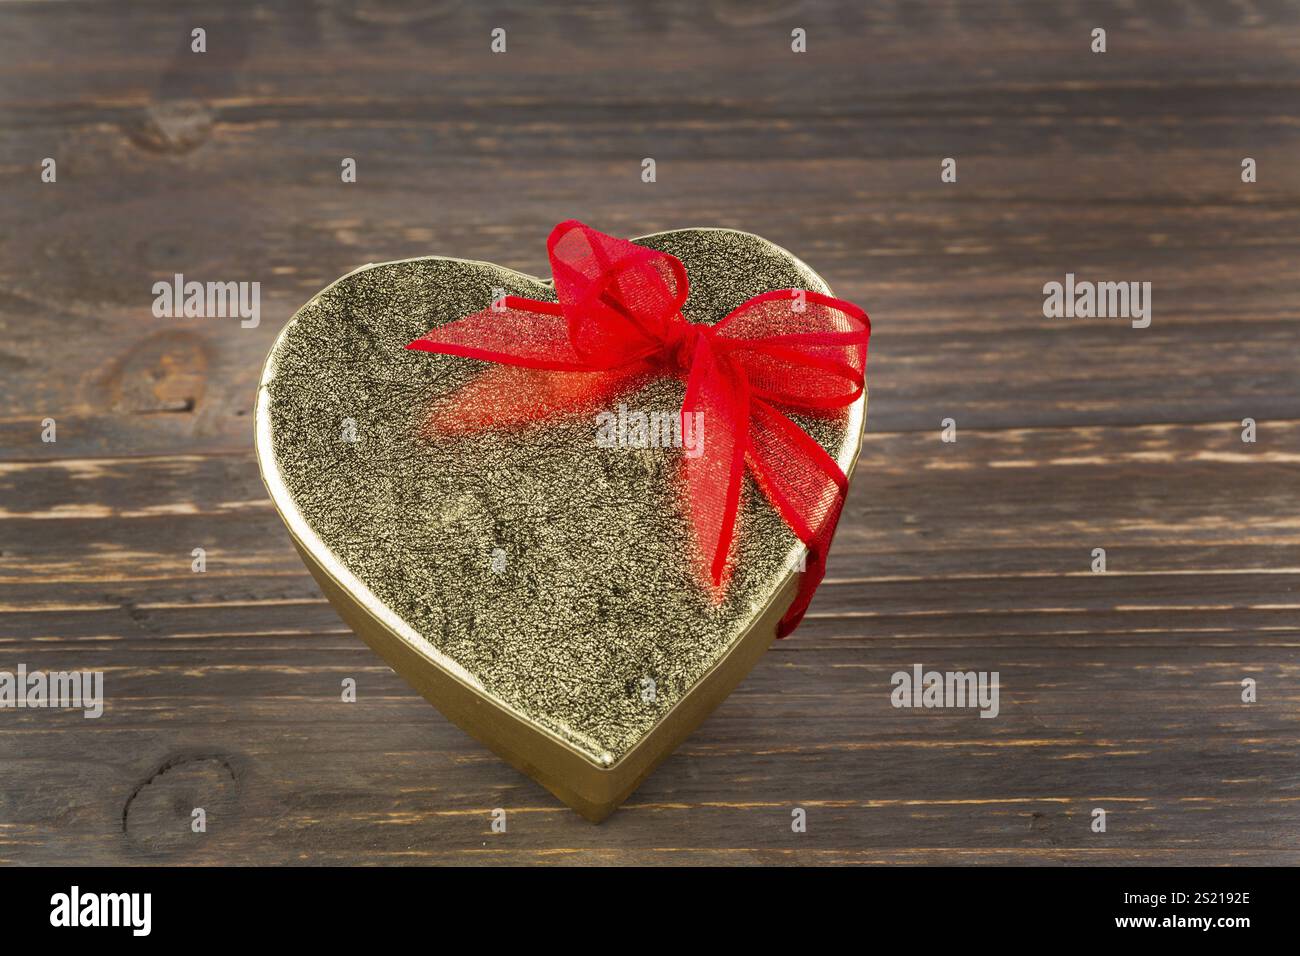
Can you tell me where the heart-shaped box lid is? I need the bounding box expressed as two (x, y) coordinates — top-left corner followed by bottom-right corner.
(256, 228), (865, 819)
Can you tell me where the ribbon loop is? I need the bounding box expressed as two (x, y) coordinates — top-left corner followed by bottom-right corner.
(407, 222), (870, 638)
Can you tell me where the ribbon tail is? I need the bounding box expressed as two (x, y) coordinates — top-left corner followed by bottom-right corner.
(422, 363), (653, 436)
(746, 398), (851, 637)
(410, 296), (655, 435)
(406, 298), (595, 371)
(681, 339), (750, 590)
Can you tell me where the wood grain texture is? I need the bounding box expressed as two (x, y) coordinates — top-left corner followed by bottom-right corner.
(0, 0), (1297, 864)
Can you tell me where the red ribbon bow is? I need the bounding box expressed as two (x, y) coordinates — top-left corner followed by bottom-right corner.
(407, 221), (870, 637)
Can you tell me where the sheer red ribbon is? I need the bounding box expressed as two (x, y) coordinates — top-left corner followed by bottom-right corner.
(407, 220), (870, 637)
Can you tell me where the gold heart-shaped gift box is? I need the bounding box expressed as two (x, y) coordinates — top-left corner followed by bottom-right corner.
(255, 228), (865, 821)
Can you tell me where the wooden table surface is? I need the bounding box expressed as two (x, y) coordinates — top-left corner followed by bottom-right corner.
(2, 1), (1298, 865)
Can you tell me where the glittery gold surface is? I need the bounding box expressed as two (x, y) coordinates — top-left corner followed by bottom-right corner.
(263, 229), (860, 764)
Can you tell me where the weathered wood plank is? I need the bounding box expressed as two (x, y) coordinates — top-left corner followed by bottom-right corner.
(2, 417), (1297, 862)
